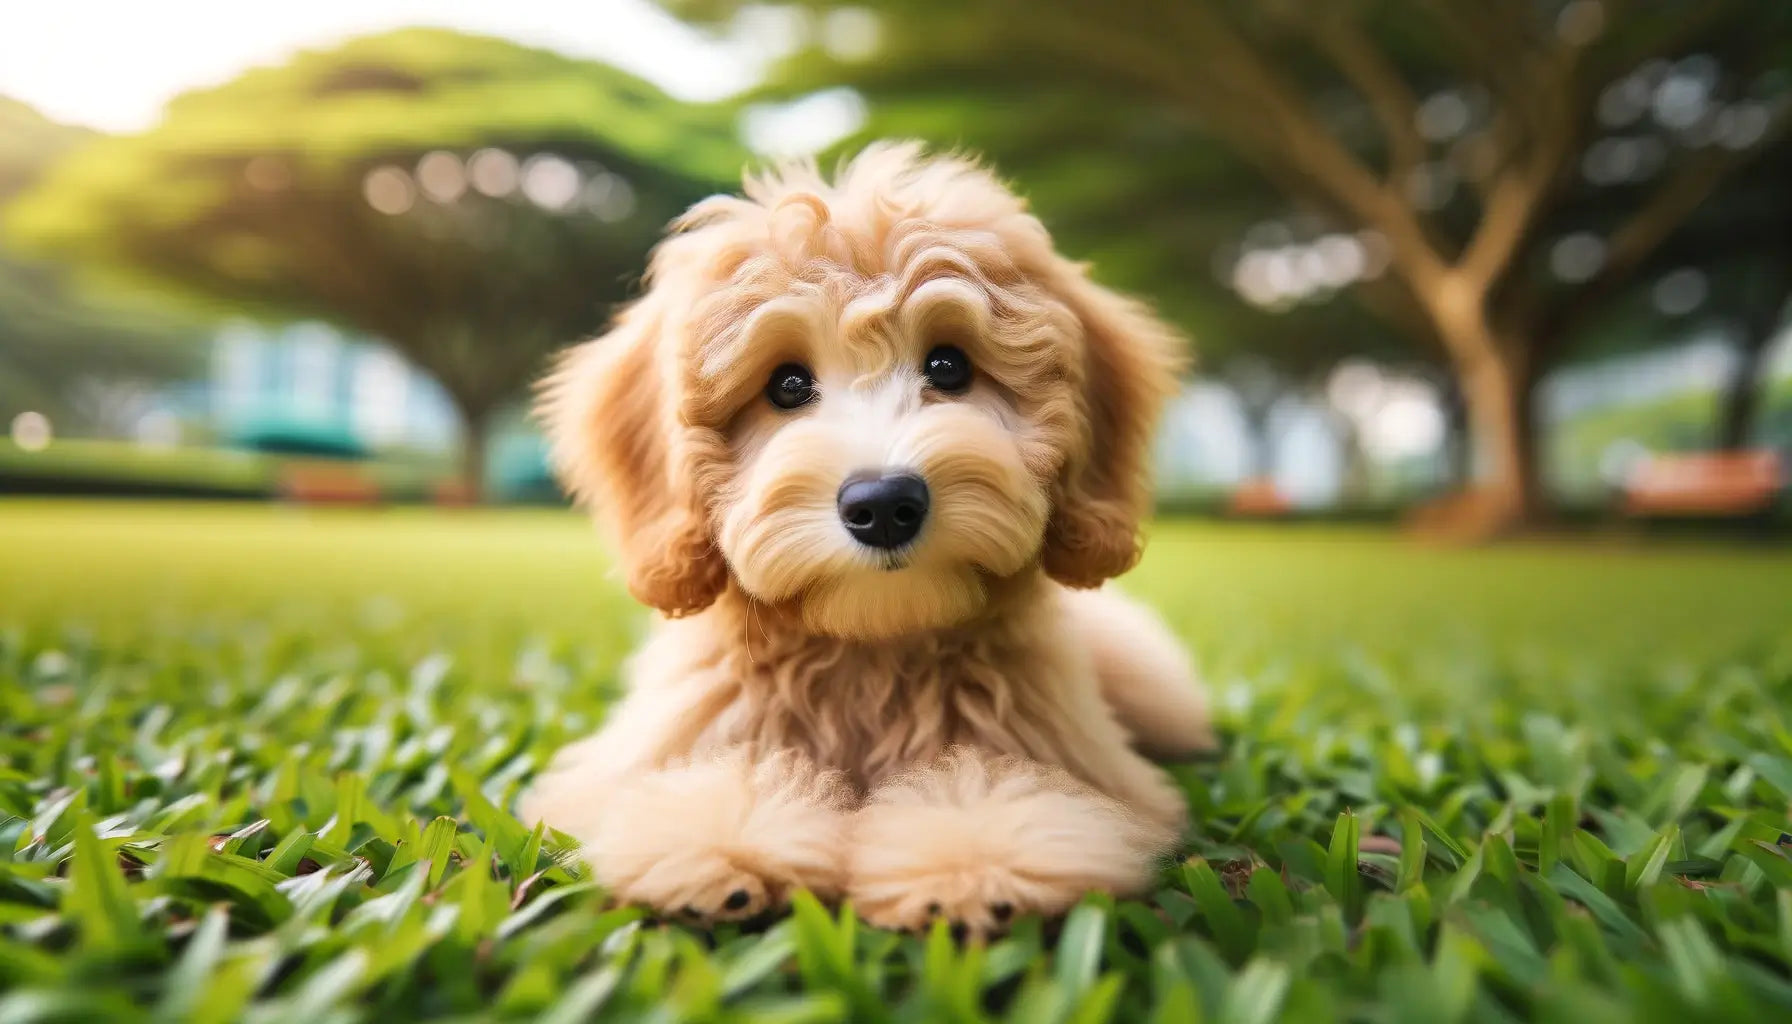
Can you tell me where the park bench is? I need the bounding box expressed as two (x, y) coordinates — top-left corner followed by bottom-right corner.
(1228, 476), (1292, 517)
(431, 478), (479, 505)
(1621, 450), (1783, 519)
(277, 459), (381, 505)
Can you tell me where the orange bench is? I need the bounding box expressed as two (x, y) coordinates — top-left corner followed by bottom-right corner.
(431, 478), (480, 506)
(1228, 476), (1292, 517)
(277, 460), (382, 505)
(1622, 451), (1783, 517)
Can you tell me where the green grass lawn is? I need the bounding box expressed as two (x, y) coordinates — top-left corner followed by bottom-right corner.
(2, 500), (1790, 1022)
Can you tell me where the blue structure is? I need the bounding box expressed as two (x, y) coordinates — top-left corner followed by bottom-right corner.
(207, 320), (459, 459)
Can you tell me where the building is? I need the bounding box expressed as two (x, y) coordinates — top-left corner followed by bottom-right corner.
(207, 319), (459, 458)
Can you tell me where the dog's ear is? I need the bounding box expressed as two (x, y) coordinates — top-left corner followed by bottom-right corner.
(1041, 269), (1184, 588)
(538, 302), (728, 616)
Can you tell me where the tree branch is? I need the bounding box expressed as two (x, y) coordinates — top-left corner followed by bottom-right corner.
(1456, 154), (1555, 289)
(1302, 11), (1426, 187)
(1455, 36), (1588, 292)
(1139, 3), (1452, 286)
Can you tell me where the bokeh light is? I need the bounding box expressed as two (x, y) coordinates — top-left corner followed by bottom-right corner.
(10, 411), (52, 451)
(1550, 232), (1608, 282)
(520, 154), (581, 212)
(467, 147), (520, 198)
(416, 150), (468, 203)
(362, 165), (415, 215)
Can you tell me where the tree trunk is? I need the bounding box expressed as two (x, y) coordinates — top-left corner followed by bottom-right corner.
(1436, 377), (1471, 491)
(1226, 395), (1278, 481)
(1717, 333), (1768, 452)
(1331, 413), (1371, 505)
(1717, 261), (1788, 453)
(449, 399), (491, 502)
(1412, 342), (1541, 539)
(1247, 413), (1277, 480)
(1468, 349), (1538, 518)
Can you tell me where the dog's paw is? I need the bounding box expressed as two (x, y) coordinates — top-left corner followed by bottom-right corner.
(849, 863), (1066, 939)
(847, 749), (1166, 940)
(571, 749), (853, 926)
(626, 854), (785, 924)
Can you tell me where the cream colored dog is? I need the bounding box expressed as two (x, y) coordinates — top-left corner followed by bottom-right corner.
(521, 143), (1211, 935)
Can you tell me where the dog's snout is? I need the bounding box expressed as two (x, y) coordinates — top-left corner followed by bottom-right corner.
(837, 473), (929, 550)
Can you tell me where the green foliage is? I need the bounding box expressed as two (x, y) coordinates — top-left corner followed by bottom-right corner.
(0, 98), (94, 198)
(7, 28), (738, 242)
(2, 502), (1792, 1020)
(3, 29), (746, 469)
(0, 99), (204, 424)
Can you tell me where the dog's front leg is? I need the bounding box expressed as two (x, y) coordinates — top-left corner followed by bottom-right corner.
(525, 745), (853, 923)
(845, 747), (1168, 936)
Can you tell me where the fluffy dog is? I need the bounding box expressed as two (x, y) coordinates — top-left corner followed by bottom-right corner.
(521, 143), (1212, 934)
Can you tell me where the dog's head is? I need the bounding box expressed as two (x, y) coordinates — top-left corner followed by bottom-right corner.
(541, 143), (1182, 639)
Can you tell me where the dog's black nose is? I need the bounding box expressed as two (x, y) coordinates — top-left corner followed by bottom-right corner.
(837, 473), (929, 550)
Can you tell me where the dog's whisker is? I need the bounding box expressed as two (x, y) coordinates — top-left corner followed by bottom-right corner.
(742, 600), (757, 666)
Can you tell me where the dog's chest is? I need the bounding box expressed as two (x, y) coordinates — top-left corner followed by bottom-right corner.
(721, 633), (1070, 790)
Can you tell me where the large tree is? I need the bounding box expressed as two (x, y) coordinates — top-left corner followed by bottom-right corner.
(681, 0), (1792, 532)
(5, 29), (745, 490)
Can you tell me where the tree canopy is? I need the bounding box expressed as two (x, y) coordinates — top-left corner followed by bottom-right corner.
(0, 96), (90, 194)
(5, 28), (748, 486)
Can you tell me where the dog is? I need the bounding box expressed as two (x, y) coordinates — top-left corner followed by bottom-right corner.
(520, 143), (1212, 935)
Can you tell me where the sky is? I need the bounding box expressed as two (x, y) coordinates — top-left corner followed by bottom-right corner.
(0, 0), (767, 132)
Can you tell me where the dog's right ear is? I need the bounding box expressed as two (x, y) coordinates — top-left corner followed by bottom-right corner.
(1039, 267), (1184, 589)
(538, 302), (728, 616)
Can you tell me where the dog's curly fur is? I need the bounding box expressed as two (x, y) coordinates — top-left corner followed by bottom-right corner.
(520, 143), (1212, 933)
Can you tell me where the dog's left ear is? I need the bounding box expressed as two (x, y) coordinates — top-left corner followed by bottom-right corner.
(1041, 269), (1185, 588)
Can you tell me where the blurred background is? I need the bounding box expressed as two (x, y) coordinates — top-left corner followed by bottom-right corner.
(1, 0), (1789, 535)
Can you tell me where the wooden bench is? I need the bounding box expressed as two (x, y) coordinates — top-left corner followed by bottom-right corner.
(431, 478), (479, 506)
(1228, 476), (1292, 517)
(1622, 451), (1783, 518)
(277, 460), (382, 505)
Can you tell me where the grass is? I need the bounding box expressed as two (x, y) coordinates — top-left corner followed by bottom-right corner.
(2, 500), (1791, 1023)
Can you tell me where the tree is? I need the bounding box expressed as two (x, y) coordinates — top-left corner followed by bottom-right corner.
(1714, 262), (1791, 452)
(1634, 147), (1790, 453)
(6, 29), (745, 491)
(1560, 134), (1791, 454)
(0, 97), (203, 429)
(0, 96), (88, 196)
(677, 0), (1792, 532)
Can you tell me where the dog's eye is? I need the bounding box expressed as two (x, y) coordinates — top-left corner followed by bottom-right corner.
(765, 363), (817, 410)
(923, 345), (973, 394)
